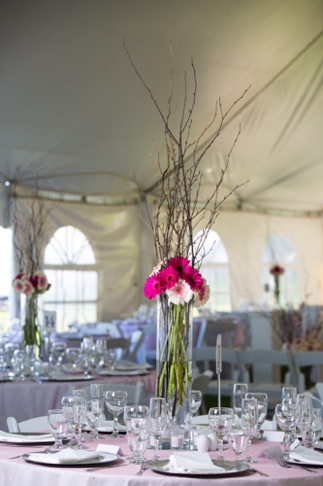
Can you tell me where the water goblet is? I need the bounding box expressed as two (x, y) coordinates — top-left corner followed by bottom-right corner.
(208, 407), (234, 460)
(245, 392), (268, 438)
(105, 390), (128, 438)
(241, 397), (258, 462)
(228, 419), (250, 461)
(126, 416), (150, 465)
(295, 392), (312, 435)
(190, 390), (202, 416)
(90, 383), (105, 439)
(124, 405), (149, 463)
(149, 397), (167, 460)
(66, 347), (81, 374)
(275, 401), (297, 453)
(61, 395), (77, 445)
(48, 408), (68, 452)
(299, 408), (322, 448)
(233, 383), (248, 419)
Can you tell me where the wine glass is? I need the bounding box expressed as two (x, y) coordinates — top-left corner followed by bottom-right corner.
(275, 401), (296, 453)
(61, 395), (77, 446)
(241, 397), (258, 462)
(233, 383), (248, 419)
(190, 390), (202, 416)
(124, 405), (149, 463)
(105, 390), (128, 438)
(47, 409), (68, 452)
(126, 416), (150, 465)
(208, 407), (234, 460)
(66, 347), (81, 374)
(299, 408), (322, 448)
(282, 387), (297, 405)
(245, 392), (268, 438)
(72, 395), (88, 449)
(149, 397), (167, 460)
(90, 383), (105, 439)
(51, 341), (67, 371)
(228, 419), (250, 461)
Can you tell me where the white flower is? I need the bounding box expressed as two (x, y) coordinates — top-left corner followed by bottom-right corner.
(166, 279), (193, 305)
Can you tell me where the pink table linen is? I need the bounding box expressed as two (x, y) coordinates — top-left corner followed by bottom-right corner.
(0, 436), (322, 486)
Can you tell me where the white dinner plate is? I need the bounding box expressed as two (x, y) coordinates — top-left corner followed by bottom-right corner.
(0, 431), (54, 445)
(150, 459), (250, 476)
(192, 415), (209, 426)
(98, 369), (148, 376)
(22, 451), (119, 467)
(47, 374), (95, 381)
(115, 361), (153, 371)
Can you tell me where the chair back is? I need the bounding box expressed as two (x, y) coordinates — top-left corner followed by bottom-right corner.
(292, 351), (323, 393)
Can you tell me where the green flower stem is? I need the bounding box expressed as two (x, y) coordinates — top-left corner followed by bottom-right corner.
(157, 301), (191, 406)
(23, 294), (41, 350)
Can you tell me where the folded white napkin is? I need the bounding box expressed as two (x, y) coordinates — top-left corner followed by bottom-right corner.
(289, 446), (323, 466)
(0, 430), (54, 443)
(168, 452), (225, 473)
(28, 448), (102, 464)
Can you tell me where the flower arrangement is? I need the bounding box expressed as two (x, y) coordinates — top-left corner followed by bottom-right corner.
(270, 264), (285, 305)
(125, 43), (247, 418)
(13, 272), (51, 349)
(13, 272), (51, 295)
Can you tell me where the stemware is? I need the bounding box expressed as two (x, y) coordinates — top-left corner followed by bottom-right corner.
(47, 408), (68, 452)
(72, 395), (88, 449)
(298, 407), (322, 448)
(61, 395), (77, 445)
(282, 387), (297, 405)
(241, 397), (258, 462)
(51, 341), (67, 371)
(124, 405), (150, 463)
(105, 390), (128, 438)
(66, 347), (81, 374)
(149, 397), (167, 460)
(126, 416), (150, 465)
(275, 401), (297, 453)
(208, 407), (234, 460)
(228, 419), (250, 461)
(190, 390), (202, 416)
(245, 392), (268, 438)
(89, 383), (105, 439)
(233, 383), (248, 419)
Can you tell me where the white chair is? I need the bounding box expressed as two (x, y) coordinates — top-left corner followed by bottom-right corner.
(316, 382), (323, 401)
(126, 329), (145, 362)
(237, 349), (295, 409)
(192, 346), (241, 404)
(7, 416), (49, 433)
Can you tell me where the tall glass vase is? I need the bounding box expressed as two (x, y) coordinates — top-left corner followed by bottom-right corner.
(156, 294), (193, 449)
(21, 294), (41, 353)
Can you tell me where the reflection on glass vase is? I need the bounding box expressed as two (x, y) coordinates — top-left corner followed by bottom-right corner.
(156, 294), (193, 450)
(21, 293), (41, 355)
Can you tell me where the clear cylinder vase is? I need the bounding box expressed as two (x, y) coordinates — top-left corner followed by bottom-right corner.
(156, 294), (193, 449)
(21, 294), (41, 353)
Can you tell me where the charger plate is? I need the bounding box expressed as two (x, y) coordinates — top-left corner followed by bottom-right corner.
(22, 451), (119, 467)
(150, 459), (250, 477)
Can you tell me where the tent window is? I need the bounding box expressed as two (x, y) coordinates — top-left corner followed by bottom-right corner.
(44, 226), (98, 332)
(196, 229), (231, 312)
(261, 233), (298, 307)
(0, 226), (12, 331)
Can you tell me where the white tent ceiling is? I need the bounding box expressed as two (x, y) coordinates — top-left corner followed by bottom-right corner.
(0, 0), (322, 217)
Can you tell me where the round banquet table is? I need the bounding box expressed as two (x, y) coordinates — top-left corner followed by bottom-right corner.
(0, 371), (156, 431)
(0, 434), (322, 486)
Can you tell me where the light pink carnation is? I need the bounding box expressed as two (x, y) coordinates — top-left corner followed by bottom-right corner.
(166, 279), (193, 305)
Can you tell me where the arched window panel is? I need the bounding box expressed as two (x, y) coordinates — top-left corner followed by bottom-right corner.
(44, 226), (96, 265)
(195, 229), (231, 312)
(43, 226), (98, 332)
(0, 226), (12, 331)
(261, 234), (299, 308)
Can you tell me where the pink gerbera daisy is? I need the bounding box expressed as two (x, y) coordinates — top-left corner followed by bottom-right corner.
(13, 278), (25, 294)
(184, 267), (204, 291)
(24, 280), (34, 295)
(144, 274), (162, 299)
(36, 272), (49, 291)
(166, 279), (193, 305)
(158, 266), (179, 290)
(168, 256), (191, 277)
